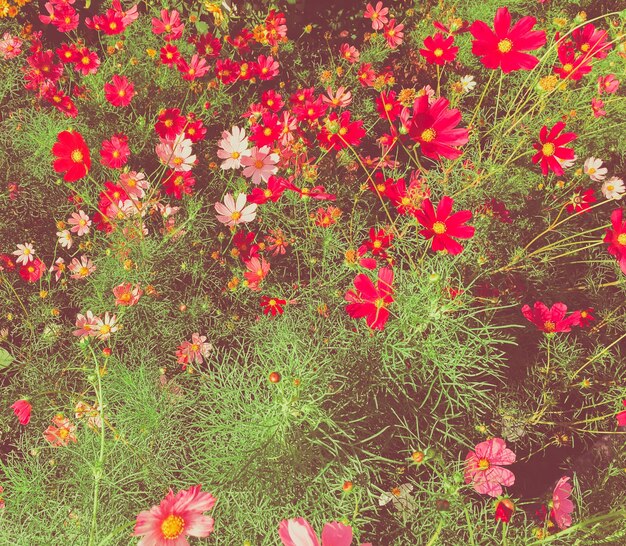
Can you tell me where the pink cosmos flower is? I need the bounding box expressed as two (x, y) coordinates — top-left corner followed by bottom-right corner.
(241, 145), (279, 184)
(177, 54), (209, 81)
(50, 257), (66, 281)
(364, 1), (389, 31)
(591, 97), (606, 118)
(100, 134), (130, 169)
(119, 170), (149, 199)
(104, 74), (135, 107)
(244, 256), (270, 291)
(69, 255), (96, 280)
(152, 9), (184, 41)
(176, 333), (213, 369)
(598, 74), (619, 94)
(113, 282), (143, 306)
(551, 476), (574, 530)
(44, 414), (77, 447)
(133, 485), (216, 545)
(339, 43), (360, 64)
(73, 310), (100, 338)
(464, 437), (516, 497)
(156, 135), (196, 172)
(616, 400), (626, 427)
(383, 19), (404, 49)
(11, 399), (31, 425)
(215, 193), (257, 227)
(217, 126), (251, 170)
(323, 86), (352, 109)
(279, 517), (371, 546)
(256, 54), (279, 80)
(67, 210), (91, 236)
(0, 32), (23, 59)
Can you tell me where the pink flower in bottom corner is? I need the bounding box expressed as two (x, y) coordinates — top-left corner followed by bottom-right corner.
(279, 518), (371, 546)
(134, 485), (216, 546)
(464, 437), (516, 497)
(11, 399), (32, 425)
(551, 476), (574, 530)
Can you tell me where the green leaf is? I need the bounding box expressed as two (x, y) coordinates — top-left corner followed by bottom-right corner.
(195, 20), (209, 34)
(0, 347), (14, 370)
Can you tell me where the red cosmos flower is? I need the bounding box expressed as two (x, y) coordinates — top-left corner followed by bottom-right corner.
(293, 96), (328, 123)
(244, 257), (270, 291)
(56, 43), (79, 64)
(566, 187), (596, 214)
(11, 399), (31, 425)
(415, 196), (475, 255)
(469, 7), (546, 73)
(162, 170), (195, 199)
(43, 86), (78, 118)
(385, 176), (431, 216)
(604, 208), (626, 275)
(553, 43), (592, 81)
(233, 231), (259, 262)
(345, 267), (394, 330)
(155, 108), (186, 140)
(531, 122), (577, 176)
(160, 43), (181, 66)
(100, 134), (130, 169)
(522, 301), (581, 333)
(74, 47), (100, 75)
(0, 254), (16, 271)
(248, 175), (287, 204)
(408, 95), (469, 161)
(192, 32), (222, 58)
(578, 307), (595, 327)
(215, 58), (239, 84)
(317, 111), (366, 152)
(358, 228), (394, 258)
(260, 296), (286, 316)
(152, 9), (184, 41)
(420, 33), (458, 65)
(494, 498), (515, 523)
(104, 74), (135, 107)
(383, 19), (404, 49)
(571, 23), (612, 59)
(314, 206), (342, 227)
(375, 91), (402, 122)
(616, 401), (626, 427)
(357, 63), (376, 87)
(19, 258), (46, 283)
(250, 113), (281, 147)
(262, 90), (284, 112)
(184, 115), (206, 143)
(283, 181), (336, 201)
(52, 130), (91, 182)
(225, 28), (254, 54)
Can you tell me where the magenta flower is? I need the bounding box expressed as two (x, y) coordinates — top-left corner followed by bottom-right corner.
(522, 301), (581, 333)
(11, 399), (31, 425)
(616, 400), (626, 427)
(464, 437), (516, 497)
(551, 476), (574, 530)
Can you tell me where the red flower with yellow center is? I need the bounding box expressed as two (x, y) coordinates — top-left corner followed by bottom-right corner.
(52, 130), (91, 182)
(415, 196), (475, 255)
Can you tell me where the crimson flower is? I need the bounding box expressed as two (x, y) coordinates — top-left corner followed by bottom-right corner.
(571, 23), (612, 59)
(11, 399), (31, 425)
(375, 90), (402, 121)
(420, 33), (458, 65)
(553, 43), (592, 81)
(317, 111), (365, 151)
(104, 74), (135, 107)
(415, 196), (475, 255)
(579, 308), (595, 327)
(565, 187), (595, 214)
(155, 108), (186, 140)
(345, 267), (394, 330)
(100, 134), (130, 169)
(260, 296), (286, 316)
(531, 122), (577, 176)
(469, 7), (546, 73)
(604, 208), (626, 275)
(19, 258), (46, 283)
(522, 301), (581, 333)
(494, 498), (515, 523)
(52, 130), (91, 182)
(616, 401), (626, 427)
(408, 95), (469, 160)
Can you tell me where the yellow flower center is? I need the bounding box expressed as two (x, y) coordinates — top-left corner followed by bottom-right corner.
(432, 221), (446, 234)
(374, 298), (386, 309)
(58, 428), (69, 439)
(231, 211), (242, 221)
(543, 321), (556, 332)
(580, 43), (590, 52)
(118, 90), (125, 97)
(71, 149), (84, 163)
(434, 48), (443, 57)
(542, 143), (556, 157)
(100, 324), (111, 335)
(607, 184), (614, 192)
(269, 299), (277, 306)
(112, 150), (120, 158)
(477, 458), (490, 470)
(563, 63), (573, 73)
(161, 515), (184, 539)
(81, 56), (90, 65)
(263, 127), (272, 136)
(618, 234), (626, 245)
(391, 487), (401, 496)
(164, 24), (172, 32)
(164, 119), (174, 128)
(587, 167), (596, 174)
(421, 128), (436, 142)
(79, 266), (89, 276)
(373, 240), (382, 248)
(497, 39), (513, 53)
(231, 152), (240, 159)
(254, 160), (264, 169)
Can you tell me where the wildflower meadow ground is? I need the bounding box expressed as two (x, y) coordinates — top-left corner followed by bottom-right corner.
(0, 0), (625, 544)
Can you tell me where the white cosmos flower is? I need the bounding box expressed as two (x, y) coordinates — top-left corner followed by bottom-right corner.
(214, 193), (257, 227)
(602, 177), (625, 200)
(12, 242), (35, 265)
(584, 157), (608, 182)
(217, 126), (252, 170)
